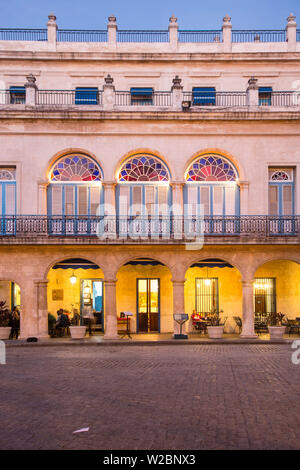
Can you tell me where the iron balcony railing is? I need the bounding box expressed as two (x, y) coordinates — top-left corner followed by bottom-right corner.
(183, 91), (247, 107)
(0, 215), (299, 239)
(232, 30), (286, 42)
(57, 29), (107, 42)
(36, 90), (103, 106)
(0, 28), (298, 43)
(117, 30), (169, 42)
(0, 28), (47, 41)
(178, 30), (222, 43)
(115, 91), (173, 107)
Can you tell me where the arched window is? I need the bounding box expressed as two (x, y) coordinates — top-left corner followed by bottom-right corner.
(0, 167), (16, 226)
(117, 153), (171, 229)
(118, 154), (170, 182)
(186, 155), (238, 182)
(185, 153), (239, 217)
(268, 168), (294, 216)
(48, 153), (104, 218)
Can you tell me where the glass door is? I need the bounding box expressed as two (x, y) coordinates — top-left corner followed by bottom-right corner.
(137, 278), (160, 332)
(80, 279), (104, 331)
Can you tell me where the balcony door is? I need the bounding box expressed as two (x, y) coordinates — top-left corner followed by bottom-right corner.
(268, 168), (295, 234)
(137, 278), (160, 332)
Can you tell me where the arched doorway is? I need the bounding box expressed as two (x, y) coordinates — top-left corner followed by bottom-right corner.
(185, 258), (243, 334)
(116, 258), (173, 334)
(0, 280), (21, 339)
(47, 258), (104, 335)
(254, 259), (300, 334)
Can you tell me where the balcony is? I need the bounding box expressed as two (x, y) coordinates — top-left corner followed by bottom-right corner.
(0, 215), (299, 244)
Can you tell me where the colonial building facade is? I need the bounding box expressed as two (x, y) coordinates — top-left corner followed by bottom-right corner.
(0, 13), (300, 339)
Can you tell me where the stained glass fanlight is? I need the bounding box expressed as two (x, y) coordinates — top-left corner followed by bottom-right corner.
(118, 154), (170, 182)
(186, 154), (238, 182)
(50, 154), (102, 182)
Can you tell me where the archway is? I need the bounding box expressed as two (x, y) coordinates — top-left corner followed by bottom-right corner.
(254, 259), (300, 335)
(0, 280), (21, 339)
(116, 257), (173, 334)
(47, 258), (104, 336)
(185, 258), (243, 334)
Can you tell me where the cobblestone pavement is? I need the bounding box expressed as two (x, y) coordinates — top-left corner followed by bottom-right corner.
(0, 344), (299, 450)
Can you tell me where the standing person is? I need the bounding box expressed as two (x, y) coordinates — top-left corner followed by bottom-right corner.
(10, 307), (20, 339)
(82, 305), (94, 336)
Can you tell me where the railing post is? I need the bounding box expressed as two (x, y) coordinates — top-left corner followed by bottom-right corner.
(25, 74), (37, 106)
(107, 15), (117, 47)
(171, 75), (183, 110)
(286, 13), (297, 52)
(246, 77), (259, 107)
(102, 74), (115, 110)
(168, 15), (178, 49)
(222, 14), (232, 52)
(47, 13), (57, 50)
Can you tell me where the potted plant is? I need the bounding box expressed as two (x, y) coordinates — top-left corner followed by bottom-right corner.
(0, 301), (11, 340)
(207, 310), (224, 339)
(268, 312), (286, 340)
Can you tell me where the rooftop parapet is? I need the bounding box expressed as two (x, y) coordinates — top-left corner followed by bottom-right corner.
(0, 13), (298, 53)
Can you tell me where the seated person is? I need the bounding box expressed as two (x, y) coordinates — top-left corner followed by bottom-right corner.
(55, 309), (70, 335)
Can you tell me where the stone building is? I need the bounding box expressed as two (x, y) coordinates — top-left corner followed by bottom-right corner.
(0, 13), (300, 339)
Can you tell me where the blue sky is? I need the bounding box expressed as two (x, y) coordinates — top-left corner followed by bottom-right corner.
(0, 0), (300, 30)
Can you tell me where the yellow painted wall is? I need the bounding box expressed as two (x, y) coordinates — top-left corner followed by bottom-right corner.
(185, 266), (243, 333)
(255, 260), (300, 319)
(47, 267), (104, 318)
(116, 264), (173, 333)
(0, 281), (12, 308)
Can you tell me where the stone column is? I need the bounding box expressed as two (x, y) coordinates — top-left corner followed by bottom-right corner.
(103, 279), (119, 339)
(172, 279), (186, 336)
(286, 13), (297, 52)
(34, 280), (49, 339)
(222, 14), (232, 53)
(107, 15), (117, 47)
(168, 15), (178, 49)
(47, 13), (57, 51)
(38, 181), (48, 215)
(102, 181), (116, 239)
(171, 76), (183, 110)
(25, 74), (37, 106)
(102, 74), (115, 110)
(246, 77), (259, 107)
(170, 181), (184, 239)
(240, 279), (258, 338)
(19, 280), (38, 339)
(239, 181), (249, 215)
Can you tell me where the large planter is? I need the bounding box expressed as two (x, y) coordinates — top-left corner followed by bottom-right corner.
(70, 326), (86, 339)
(207, 326), (224, 339)
(268, 326), (286, 340)
(0, 327), (11, 340)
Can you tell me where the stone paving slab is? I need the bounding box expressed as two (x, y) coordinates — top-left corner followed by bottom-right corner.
(0, 344), (299, 450)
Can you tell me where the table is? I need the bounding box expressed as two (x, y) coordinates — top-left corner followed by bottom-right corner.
(117, 315), (131, 339)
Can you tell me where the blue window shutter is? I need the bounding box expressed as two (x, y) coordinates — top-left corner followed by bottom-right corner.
(259, 87), (272, 106)
(130, 88), (153, 95)
(9, 86), (25, 104)
(75, 87), (98, 105)
(130, 87), (153, 105)
(192, 87), (216, 105)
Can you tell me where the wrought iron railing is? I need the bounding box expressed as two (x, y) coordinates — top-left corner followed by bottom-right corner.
(232, 30), (286, 42)
(117, 30), (169, 42)
(0, 90), (12, 104)
(115, 91), (172, 107)
(57, 29), (107, 42)
(0, 215), (299, 239)
(178, 30), (222, 43)
(0, 28), (47, 41)
(183, 91), (247, 107)
(36, 90), (103, 106)
(270, 91), (300, 107)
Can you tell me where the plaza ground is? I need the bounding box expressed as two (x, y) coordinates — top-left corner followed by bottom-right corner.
(0, 344), (299, 450)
